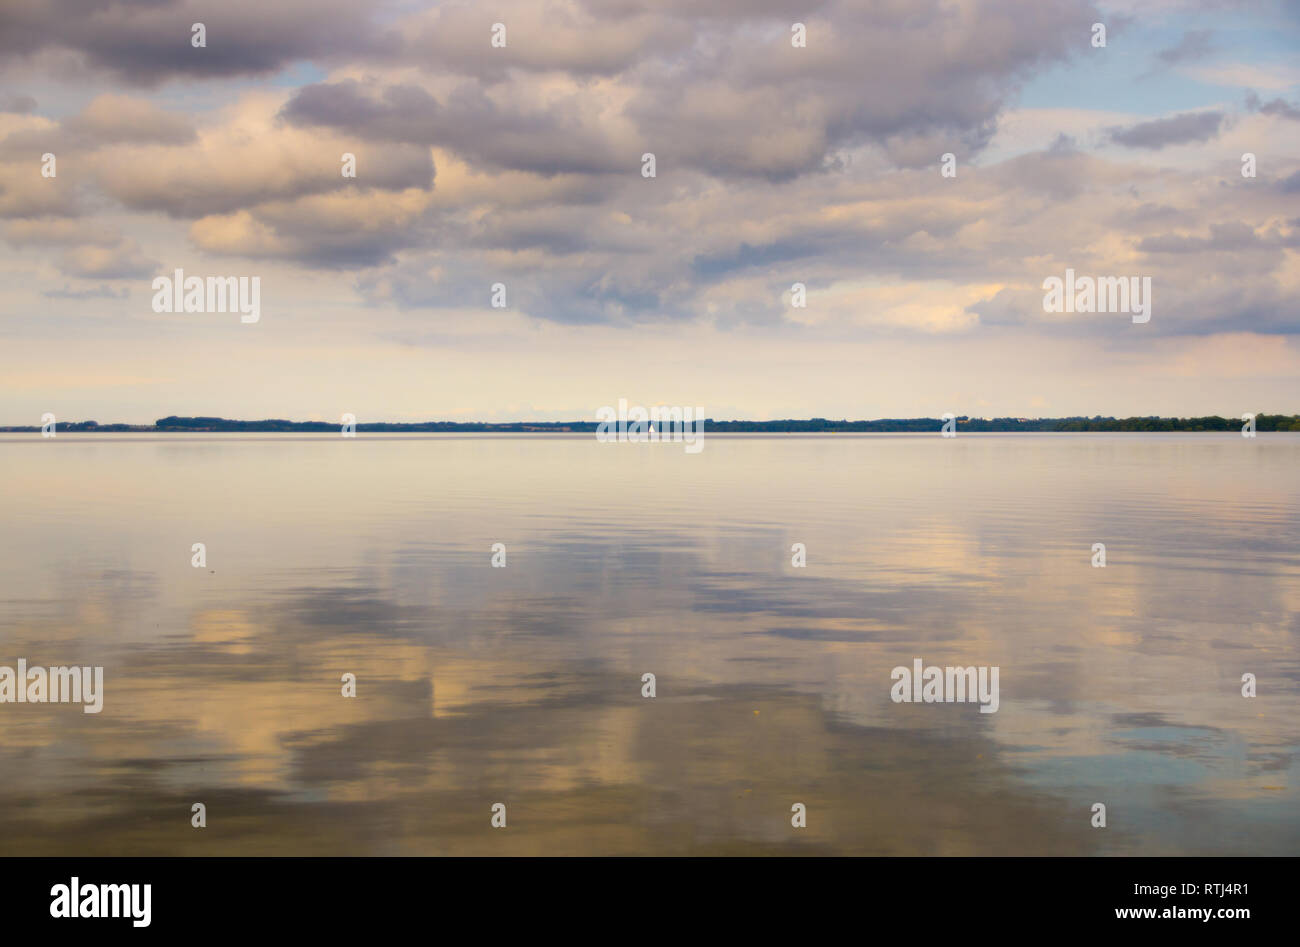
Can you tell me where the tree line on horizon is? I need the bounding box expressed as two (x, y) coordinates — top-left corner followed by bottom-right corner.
(4, 414), (1299, 433)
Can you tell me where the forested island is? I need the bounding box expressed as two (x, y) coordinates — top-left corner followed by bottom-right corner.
(4, 414), (1299, 433)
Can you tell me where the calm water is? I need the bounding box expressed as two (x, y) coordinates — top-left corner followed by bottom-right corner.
(0, 433), (1296, 855)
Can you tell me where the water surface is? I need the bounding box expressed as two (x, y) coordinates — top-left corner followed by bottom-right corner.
(1, 433), (1296, 855)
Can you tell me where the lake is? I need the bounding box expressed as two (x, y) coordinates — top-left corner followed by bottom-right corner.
(0, 433), (1296, 854)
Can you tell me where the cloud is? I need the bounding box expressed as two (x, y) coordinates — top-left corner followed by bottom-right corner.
(65, 94), (197, 145)
(4, 219), (126, 246)
(1138, 221), (1266, 253)
(280, 79), (632, 176)
(1245, 92), (1300, 121)
(43, 284), (130, 299)
(0, 0), (393, 85)
(0, 0), (1296, 347)
(1156, 30), (1215, 65)
(190, 187), (438, 267)
(88, 97), (435, 217)
(280, 81), (441, 144)
(4, 217), (158, 279)
(1188, 62), (1300, 91)
(0, 169), (81, 218)
(283, 0), (1102, 181)
(56, 239), (157, 279)
(0, 93), (36, 113)
(390, 1), (695, 79)
(1107, 110), (1225, 149)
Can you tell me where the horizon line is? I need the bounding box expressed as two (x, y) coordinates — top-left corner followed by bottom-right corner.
(4, 412), (1299, 433)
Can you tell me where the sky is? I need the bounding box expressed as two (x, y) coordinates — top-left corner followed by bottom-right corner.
(1, 0), (1298, 424)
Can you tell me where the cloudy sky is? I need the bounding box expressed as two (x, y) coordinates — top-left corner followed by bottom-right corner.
(1, 0), (1298, 424)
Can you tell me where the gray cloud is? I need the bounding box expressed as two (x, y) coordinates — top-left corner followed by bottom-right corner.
(1108, 111), (1225, 149)
(281, 80), (630, 175)
(1138, 221), (1264, 253)
(0, 0), (394, 85)
(97, 143), (434, 218)
(1245, 92), (1300, 121)
(3, 0), (1296, 343)
(1156, 30), (1215, 65)
(276, 0), (1101, 180)
(280, 81), (441, 144)
(0, 92), (36, 113)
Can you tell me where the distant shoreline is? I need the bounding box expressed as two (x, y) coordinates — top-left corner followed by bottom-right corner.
(4, 414), (1299, 433)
